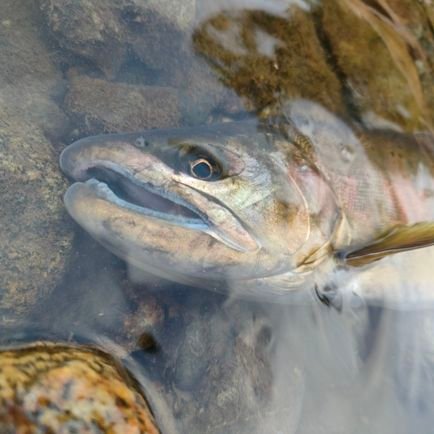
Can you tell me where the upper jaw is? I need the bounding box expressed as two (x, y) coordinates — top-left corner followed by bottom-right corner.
(60, 136), (259, 253)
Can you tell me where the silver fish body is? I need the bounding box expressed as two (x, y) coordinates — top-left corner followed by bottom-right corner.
(60, 101), (434, 305)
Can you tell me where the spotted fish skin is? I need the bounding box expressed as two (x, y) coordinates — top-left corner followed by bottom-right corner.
(0, 343), (160, 434)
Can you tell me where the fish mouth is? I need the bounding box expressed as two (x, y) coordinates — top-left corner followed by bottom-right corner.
(77, 166), (208, 230)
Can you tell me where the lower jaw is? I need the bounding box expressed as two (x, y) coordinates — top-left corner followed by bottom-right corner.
(65, 179), (256, 259)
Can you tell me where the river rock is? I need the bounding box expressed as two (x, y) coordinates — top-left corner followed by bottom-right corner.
(39, 0), (128, 77)
(64, 74), (181, 135)
(39, 0), (196, 77)
(0, 0), (73, 319)
(121, 288), (304, 434)
(38, 0), (236, 124)
(193, 1), (434, 129)
(320, 0), (433, 131)
(192, 6), (346, 116)
(0, 343), (160, 433)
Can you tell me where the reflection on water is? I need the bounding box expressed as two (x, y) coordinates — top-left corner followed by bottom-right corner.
(1, 0), (434, 433)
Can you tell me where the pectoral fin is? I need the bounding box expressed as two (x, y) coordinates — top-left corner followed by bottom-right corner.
(341, 222), (434, 267)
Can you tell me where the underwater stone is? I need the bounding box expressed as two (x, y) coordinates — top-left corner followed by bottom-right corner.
(39, 0), (196, 77)
(64, 74), (181, 135)
(0, 0), (73, 318)
(0, 343), (160, 433)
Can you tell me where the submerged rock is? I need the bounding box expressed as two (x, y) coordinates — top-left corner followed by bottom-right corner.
(0, 0), (73, 318)
(39, 0), (128, 77)
(0, 342), (160, 433)
(121, 287), (304, 434)
(39, 0), (196, 77)
(38, 0), (235, 125)
(193, 1), (434, 130)
(320, 0), (432, 131)
(193, 7), (346, 116)
(64, 74), (181, 135)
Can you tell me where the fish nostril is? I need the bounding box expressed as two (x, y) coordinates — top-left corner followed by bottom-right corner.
(134, 137), (151, 149)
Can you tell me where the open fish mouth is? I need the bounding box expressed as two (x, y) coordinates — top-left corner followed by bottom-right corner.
(60, 134), (259, 253)
(74, 166), (208, 230)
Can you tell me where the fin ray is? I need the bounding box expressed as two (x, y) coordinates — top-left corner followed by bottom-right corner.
(342, 222), (434, 267)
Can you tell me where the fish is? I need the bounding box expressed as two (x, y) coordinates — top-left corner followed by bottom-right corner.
(60, 100), (434, 306)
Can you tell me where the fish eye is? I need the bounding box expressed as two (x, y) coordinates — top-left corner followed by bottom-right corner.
(175, 144), (223, 181)
(190, 158), (213, 180)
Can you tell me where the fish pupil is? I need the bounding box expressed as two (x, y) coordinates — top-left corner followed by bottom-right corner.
(191, 159), (212, 179)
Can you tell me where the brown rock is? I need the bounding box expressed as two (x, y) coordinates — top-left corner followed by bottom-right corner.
(193, 1), (434, 130)
(0, 0), (73, 318)
(193, 7), (346, 116)
(40, 0), (128, 77)
(64, 74), (181, 135)
(38, 0), (236, 124)
(39, 0), (196, 77)
(320, 0), (433, 131)
(0, 343), (160, 433)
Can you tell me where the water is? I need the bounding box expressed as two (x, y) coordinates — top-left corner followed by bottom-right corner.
(1, 0), (434, 432)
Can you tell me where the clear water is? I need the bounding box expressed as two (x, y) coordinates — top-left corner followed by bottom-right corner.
(1, 0), (434, 433)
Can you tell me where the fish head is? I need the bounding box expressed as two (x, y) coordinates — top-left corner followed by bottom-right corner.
(60, 122), (340, 291)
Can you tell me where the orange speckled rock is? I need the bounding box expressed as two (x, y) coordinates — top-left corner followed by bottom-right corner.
(0, 343), (160, 434)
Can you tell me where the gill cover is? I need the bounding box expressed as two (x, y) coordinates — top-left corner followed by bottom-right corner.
(263, 113), (342, 269)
